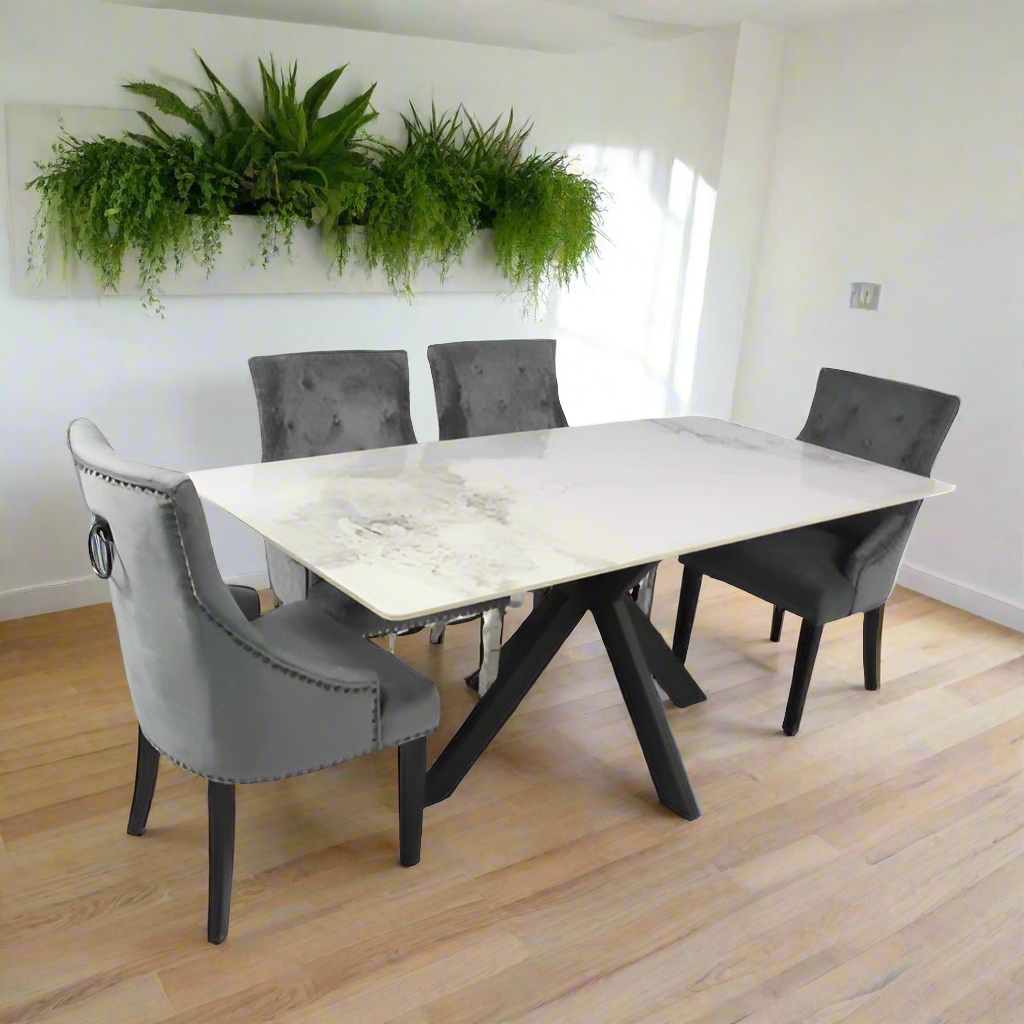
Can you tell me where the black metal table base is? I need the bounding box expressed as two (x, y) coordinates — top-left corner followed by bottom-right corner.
(425, 564), (705, 820)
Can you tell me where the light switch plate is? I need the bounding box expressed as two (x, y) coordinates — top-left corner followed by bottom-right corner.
(850, 282), (881, 311)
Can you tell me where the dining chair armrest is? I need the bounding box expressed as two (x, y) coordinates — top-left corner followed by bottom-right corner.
(150, 607), (385, 785)
(843, 501), (921, 613)
(245, 600), (439, 745)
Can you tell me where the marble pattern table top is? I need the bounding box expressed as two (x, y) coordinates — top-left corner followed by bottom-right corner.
(190, 416), (953, 621)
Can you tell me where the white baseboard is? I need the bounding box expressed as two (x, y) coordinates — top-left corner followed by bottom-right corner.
(0, 575), (111, 621)
(223, 569), (271, 592)
(898, 563), (1024, 633)
(4, 562), (1019, 633)
(0, 569), (270, 623)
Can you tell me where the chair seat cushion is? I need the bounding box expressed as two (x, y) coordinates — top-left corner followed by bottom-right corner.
(308, 579), (511, 638)
(681, 524), (859, 625)
(250, 601), (440, 748)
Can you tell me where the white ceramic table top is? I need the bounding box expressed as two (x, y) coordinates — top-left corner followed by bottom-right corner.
(190, 416), (953, 621)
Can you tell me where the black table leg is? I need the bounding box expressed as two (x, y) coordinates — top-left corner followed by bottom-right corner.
(423, 563), (702, 821)
(592, 596), (701, 820)
(622, 597), (707, 709)
(425, 586), (589, 806)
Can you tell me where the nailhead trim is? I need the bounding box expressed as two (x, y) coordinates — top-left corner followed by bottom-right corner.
(74, 457), (391, 757)
(74, 460), (377, 696)
(151, 727), (434, 784)
(388, 728), (435, 747)
(74, 463), (165, 496)
(155, 741), (379, 785)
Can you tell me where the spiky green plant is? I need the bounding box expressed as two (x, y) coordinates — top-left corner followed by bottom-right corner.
(123, 54), (377, 263)
(359, 104), (481, 293)
(460, 109), (604, 305)
(460, 109), (532, 225)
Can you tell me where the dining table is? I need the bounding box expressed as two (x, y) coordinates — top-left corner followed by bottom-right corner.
(190, 415), (953, 821)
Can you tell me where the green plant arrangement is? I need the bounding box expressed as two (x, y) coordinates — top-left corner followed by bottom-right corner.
(358, 104), (481, 294)
(464, 110), (603, 304)
(28, 54), (377, 310)
(26, 53), (604, 312)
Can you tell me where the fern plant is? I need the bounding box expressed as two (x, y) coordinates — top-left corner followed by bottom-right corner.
(28, 130), (238, 311)
(462, 110), (603, 304)
(359, 104), (480, 293)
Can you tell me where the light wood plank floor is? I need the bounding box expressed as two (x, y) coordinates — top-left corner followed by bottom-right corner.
(1, 560), (1022, 1023)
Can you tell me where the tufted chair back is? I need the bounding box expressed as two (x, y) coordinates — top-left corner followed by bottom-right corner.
(796, 368), (960, 610)
(427, 339), (568, 440)
(248, 350), (417, 603)
(66, 419), (379, 782)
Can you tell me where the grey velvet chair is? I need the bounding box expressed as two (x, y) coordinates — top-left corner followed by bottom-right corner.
(248, 350), (511, 674)
(68, 418), (439, 944)
(426, 339), (574, 686)
(428, 338), (569, 440)
(426, 336), (660, 619)
(248, 349), (417, 606)
(672, 369), (960, 735)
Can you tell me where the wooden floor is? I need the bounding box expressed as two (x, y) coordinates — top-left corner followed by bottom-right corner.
(1, 560), (1022, 1023)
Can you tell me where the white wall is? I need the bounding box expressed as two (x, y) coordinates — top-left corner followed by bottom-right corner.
(690, 21), (785, 417)
(0, 0), (739, 616)
(733, 0), (1024, 630)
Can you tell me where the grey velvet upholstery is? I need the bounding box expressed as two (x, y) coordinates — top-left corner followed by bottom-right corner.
(249, 350), (416, 607)
(265, 544), (309, 606)
(682, 369), (960, 624)
(797, 368), (957, 474)
(427, 339), (569, 440)
(250, 601), (439, 748)
(426, 339), (581, 688)
(248, 350), (508, 630)
(67, 418), (439, 784)
(309, 578), (507, 638)
(249, 349), (417, 461)
(687, 528), (858, 624)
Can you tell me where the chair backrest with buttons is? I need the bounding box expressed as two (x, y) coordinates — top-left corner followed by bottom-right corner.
(248, 350), (417, 602)
(795, 368), (960, 610)
(66, 418), (380, 782)
(427, 339), (568, 440)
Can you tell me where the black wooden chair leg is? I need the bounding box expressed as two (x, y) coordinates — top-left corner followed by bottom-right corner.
(863, 605), (884, 691)
(770, 605), (785, 642)
(672, 567), (703, 661)
(207, 781), (235, 944)
(782, 620), (824, 736)
(398, 737), (427, 867)
(127, 728), (160, 837)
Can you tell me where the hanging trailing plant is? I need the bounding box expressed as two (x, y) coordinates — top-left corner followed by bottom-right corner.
(28, 53), (377, 309)
(462, 109), (604, 306)
(359, 104), (480, 294)
(27, 128), (236, 311)
(26, 54), (604, 313)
